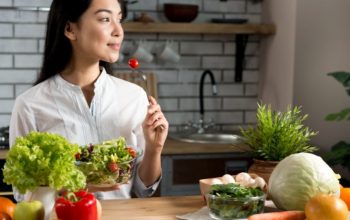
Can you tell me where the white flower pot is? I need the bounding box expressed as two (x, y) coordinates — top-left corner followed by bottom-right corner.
(25, 186), (57, 220)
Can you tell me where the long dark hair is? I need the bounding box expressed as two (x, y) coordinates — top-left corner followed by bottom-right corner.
(35, 0), (126, 85)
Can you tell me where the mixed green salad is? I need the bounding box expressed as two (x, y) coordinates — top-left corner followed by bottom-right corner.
(76, 137), (139, 185)
(208, 183), (265, 219)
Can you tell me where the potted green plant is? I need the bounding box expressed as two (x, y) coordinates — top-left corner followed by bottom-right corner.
(3, 131), (86, 220)
(322, 71), (350, 186)
(240, 103), (318, 182)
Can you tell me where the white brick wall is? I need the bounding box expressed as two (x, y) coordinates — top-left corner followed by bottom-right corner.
(14, 0), (52, 7)
(180, 42), (223, 55)
(0, 0), (12, 7)
(0, 0), (262, 131)
(15, 84), (32, 97)
(0, 55), (13, 68)
(245, 111), (257, 123)
(178, 70), (221, 83)
(245, 84), (258, 96)
(0, 70), (37, 83)
(15, 54), (42, 68)
(15, 24), (46, 38)
(223, 97), (257, 110)
(0, 85), (14, 98)
(180, 98), (222, 111)
(0, 100), (14, 113)
(0, 39), (37, 52)
(203, 0), (245, 13)
(218, 84), (244, 96)
(0, 10), (38, 22)
(0, 24), (13, 37)
(0, 115), (11, 128)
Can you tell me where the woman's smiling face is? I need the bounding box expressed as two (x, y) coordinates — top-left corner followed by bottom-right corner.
(67, 0), (124, 63)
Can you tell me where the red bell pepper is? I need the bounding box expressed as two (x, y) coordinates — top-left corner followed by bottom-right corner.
(55, 191), (98, 220)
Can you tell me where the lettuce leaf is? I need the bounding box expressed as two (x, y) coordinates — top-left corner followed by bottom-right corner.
(3, 132), (86, 194)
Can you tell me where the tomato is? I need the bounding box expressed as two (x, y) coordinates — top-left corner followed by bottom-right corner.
(127, 147), (136, 158)
(305, 193), (348, 220)
(128, 58), (139, 69)
(0, 197), (16, 219)
(340, 186), (350, 209)
(0, 212), (11, 220)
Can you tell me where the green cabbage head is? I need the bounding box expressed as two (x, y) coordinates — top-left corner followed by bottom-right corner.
(268, 152), (340, 211)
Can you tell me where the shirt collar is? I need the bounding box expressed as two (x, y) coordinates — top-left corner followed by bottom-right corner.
(53, 67), (108, 92)
(94, 67), (107, 89)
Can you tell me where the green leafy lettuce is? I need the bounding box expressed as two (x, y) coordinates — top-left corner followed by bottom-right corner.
(3, 132), (86, 194)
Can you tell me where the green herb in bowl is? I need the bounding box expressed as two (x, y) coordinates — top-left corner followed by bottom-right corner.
(207, 183), (265, 220)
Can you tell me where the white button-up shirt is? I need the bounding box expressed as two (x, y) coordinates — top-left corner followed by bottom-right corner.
(10, 68), (160, 201)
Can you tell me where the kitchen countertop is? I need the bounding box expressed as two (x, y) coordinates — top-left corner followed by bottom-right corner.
(98, 195), (204, 220)
(51, 195), (280, 220)
(0, 138), (249, 159)
(163, 137), (248, 155)
(0, 150), (7, 159)
(52, 195), (205, 220)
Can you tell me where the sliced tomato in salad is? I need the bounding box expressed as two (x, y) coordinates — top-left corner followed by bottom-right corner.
(127, 147), (137, 158)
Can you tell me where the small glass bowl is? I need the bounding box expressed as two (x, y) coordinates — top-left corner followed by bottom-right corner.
(207, 193), (266, 220)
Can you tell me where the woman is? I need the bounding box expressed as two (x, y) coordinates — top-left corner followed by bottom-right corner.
(10, 0), (168, 200)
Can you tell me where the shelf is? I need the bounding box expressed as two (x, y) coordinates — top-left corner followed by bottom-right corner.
(123, 22), (276, 35)
(122, 22), (276, 83)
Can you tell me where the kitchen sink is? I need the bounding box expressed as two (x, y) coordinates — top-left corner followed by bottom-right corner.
(169, 132), (245, 144)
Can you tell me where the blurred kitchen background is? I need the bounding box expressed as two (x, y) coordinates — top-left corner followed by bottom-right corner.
(0, 0), (350, 178)
(0, 0), (263, 136)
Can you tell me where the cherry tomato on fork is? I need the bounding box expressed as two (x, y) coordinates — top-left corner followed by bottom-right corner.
(128, 58), (139, 69)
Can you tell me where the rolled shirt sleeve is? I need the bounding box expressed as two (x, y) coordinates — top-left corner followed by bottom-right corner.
(132, 164), (162, 197)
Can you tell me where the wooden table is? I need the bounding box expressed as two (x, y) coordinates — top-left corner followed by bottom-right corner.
(52, 195), (204, 220)
(99, 195), (204, 220)
(52, 195), (279, 220)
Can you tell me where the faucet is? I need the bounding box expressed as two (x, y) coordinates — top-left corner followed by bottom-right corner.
(197, 69), (217, 133)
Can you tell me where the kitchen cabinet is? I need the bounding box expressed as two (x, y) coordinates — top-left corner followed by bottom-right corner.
(0, 159), (14, 201)
(160, 153), (251, 196)
(158, 139), (252, 196)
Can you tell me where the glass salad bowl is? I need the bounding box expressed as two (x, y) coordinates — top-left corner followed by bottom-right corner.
(207, 183), (266, 220)
(75, 138), (139, 187)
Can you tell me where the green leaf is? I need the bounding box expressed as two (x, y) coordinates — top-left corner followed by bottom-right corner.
(328, 71), (350, 87)
(76, 138), (136, 185)
(322, 141), (350, 170)
(2, 132), (86, 194)
(240, 103), (318, 161)
(325, 108), (350, 121)
(331, 141), (350, 151)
